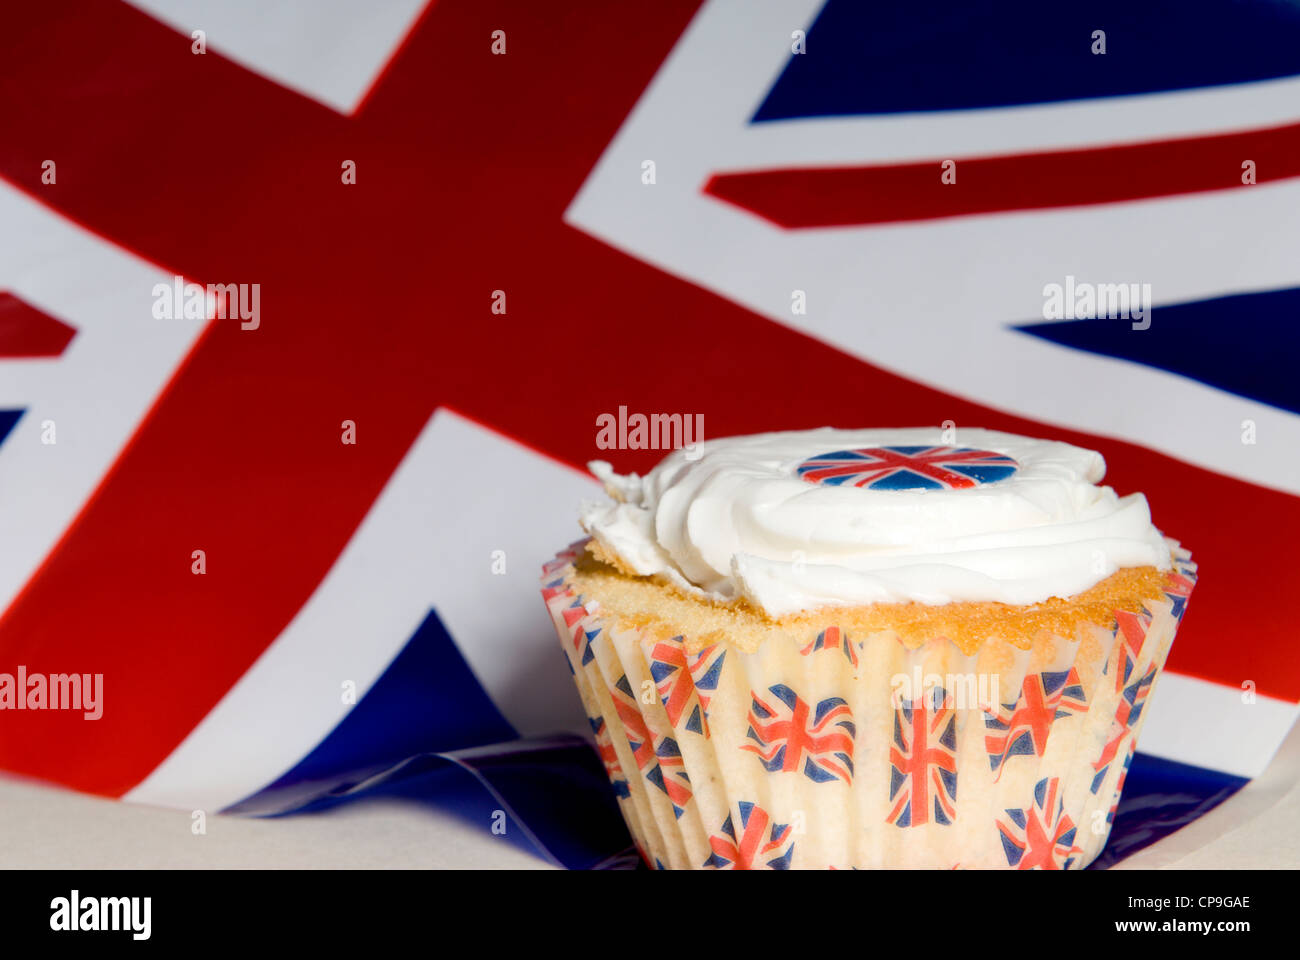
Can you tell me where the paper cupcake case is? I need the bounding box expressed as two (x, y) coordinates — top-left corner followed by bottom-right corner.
(542, 541), (1196, 870)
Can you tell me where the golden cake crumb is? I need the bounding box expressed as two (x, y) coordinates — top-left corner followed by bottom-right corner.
(566, 545), (1172, 655)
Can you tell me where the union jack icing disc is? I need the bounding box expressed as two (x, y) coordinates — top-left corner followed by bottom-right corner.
(795, 445), (1019, 491)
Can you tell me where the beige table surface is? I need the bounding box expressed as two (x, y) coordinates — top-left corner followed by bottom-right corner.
(2, 722), (1297, 870)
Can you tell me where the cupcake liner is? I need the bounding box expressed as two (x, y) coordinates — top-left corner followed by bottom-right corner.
(542, 540), (1196, 870)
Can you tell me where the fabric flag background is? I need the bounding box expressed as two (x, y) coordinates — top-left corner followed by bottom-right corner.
(1, 0), (1298, 869)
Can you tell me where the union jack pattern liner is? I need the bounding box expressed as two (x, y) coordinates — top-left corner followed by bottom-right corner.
(589, 716), (630, 800)
(984, 668), (1089, 781)
(703, 802), (795, 870)
(686, 645), (727, 724)
(888, 688), (959, 827)
(742, 684), (856, 784)
(997, 777), (1084, 870)
(801, 626), (860, 668)
(544, 535), (1200, 869)
(650, 640), (710, 735)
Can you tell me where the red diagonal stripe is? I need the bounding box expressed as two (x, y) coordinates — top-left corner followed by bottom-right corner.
(0, 291), (76, 357)
(705, 119), (1300, 227)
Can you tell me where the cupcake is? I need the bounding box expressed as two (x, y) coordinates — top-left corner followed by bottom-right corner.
(540, 428), (1195, 869)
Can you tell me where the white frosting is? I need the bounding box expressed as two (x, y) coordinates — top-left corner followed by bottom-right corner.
(579, 427), (1172, 617)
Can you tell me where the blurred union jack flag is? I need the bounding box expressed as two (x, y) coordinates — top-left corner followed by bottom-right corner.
(1, 0), (1298, 868)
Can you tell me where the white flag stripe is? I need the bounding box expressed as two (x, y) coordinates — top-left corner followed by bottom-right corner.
(124, 0), (429, 115)
(0, 183), (207, 615)
(1139, 672), (1299, 779)
(416, 411), (595, 739)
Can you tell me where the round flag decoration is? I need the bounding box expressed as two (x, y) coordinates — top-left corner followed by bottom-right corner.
(795, 445), (1019, 491)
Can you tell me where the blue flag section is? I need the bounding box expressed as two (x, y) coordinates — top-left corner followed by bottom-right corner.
(221, 610), (635, 869)
(0, 409), (22, 449)
(1016, 286), (1300, 416)
(223, 609), (518, 812)
(754, 0), (1300, 120)
(233, 737), (637, 870)
(1091, 754), (1248, 869)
